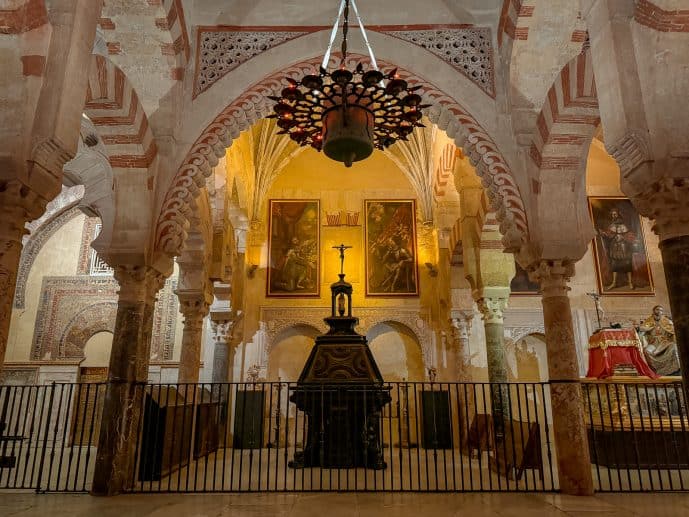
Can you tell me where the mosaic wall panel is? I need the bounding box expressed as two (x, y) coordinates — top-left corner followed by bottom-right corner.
(31, 276), (178, 361)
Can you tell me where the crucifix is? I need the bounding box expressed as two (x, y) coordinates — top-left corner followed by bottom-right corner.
(332, 243), (353, 276)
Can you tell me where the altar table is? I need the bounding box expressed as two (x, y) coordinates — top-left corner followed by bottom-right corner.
(586, 328), (659, 379)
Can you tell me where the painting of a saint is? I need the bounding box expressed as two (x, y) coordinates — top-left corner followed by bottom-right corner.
(267, 200), (320, 297)
(588, 197), (654, 295)
(365, 200), (418, 296)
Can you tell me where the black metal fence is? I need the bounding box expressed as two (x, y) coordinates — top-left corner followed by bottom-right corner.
(0, 382), (106, 492)
(583, 379), (689, 491)
(3, 380), (688, 494)
(127, 381), (555, 492)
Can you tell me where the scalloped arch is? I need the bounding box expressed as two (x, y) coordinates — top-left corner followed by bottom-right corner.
(155, 55), (529, 256)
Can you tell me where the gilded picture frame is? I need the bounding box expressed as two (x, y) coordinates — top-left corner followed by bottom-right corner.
(364, 199), (419, 297)
(588, 196), (654, 296)
(267, 199), (320, 297)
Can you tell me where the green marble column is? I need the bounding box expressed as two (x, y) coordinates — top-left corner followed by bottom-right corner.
(476, 295), (510, 430)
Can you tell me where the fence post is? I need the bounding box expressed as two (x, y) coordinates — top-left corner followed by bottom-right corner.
(35, 382), (57, 493)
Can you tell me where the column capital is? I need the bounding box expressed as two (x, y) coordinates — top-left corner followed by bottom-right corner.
(528, 259), (575, 299)
(178, 293), (211, 329)
(629, 178), (689, 241)
(113, 265), (167, 304)
(0, 180), (50, 236)
(210, 318), (234, 344)
(475, 296), (508, 325)
(450, 310), (474, 340)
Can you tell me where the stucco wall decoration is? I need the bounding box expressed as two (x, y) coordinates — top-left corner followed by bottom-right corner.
(31, 276), (178, 361)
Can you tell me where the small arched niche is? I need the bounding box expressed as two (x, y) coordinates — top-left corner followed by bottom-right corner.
(367, 321), (424, 382)
(267, 324), (320, 381)
(81, 330), (114, 368)
(512, 332), (548, 382)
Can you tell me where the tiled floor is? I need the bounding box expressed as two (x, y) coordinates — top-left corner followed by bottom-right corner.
(2, 492), (689, 516)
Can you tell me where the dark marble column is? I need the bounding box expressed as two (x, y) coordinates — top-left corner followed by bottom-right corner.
(91, 265), (165, 496)
(535, 260), (593, 496)
(660, 236), (689, 401)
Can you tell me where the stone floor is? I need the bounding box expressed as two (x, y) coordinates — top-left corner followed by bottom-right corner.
(2, 492), (689, 516)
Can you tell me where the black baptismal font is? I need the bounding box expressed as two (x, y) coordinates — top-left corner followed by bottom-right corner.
(289, 244), (391, 469)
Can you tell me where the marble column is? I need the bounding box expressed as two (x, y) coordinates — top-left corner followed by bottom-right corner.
(0, 182), (45, 371)
(449, 310), (473, 380)
(210, 318), (235, 383)
(476, 293), (510, 422)
(91, 265), (165, 496)
(177, 296), (210, 384)
(534, 260), (593, 496)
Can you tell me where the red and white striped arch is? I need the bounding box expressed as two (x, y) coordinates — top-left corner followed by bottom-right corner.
(529, 47), (599, 175)
(84, 54), (157, 169)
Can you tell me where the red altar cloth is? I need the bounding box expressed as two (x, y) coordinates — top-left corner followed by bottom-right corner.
(586, 329), (659, 379)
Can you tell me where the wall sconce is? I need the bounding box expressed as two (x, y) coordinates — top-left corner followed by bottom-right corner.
(425, 263), (438, 277)
(247, 264), (258, 278)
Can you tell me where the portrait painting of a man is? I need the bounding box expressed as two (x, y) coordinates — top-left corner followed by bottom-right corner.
(267, 200), (320, 297)
(588, 197), (654, 295)
(365, 200), (418, 296)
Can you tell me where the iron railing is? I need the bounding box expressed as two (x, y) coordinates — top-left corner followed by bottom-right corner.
(127, 381), (556, 492)
(583, 379), (689, 491)
(3, 379), (688, 494)
(0, 382), (106, 492)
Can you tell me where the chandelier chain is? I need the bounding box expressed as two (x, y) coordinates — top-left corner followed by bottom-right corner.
(341, 0), (350, 66)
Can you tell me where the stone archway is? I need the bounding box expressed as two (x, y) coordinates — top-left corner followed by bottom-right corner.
(58, 302), (117, 359)
(367, 320), (426, 381)
(155, 54), (529, 258)
(267, 323), (321, 381)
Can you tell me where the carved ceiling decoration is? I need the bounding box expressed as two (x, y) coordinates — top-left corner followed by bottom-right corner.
(376, 26), (495, 98)
(193, 25), (495, 99)
(194, 27), (320, 97)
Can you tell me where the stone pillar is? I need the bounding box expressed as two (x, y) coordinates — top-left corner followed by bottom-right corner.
(449, 310), (473, 380)
(533, 260), (593, 496)
(0, 182), (46, 370)
(210, 318), (235, 383)
(475, 290), (510, 426)
(660, 237), (689, 390)
(177, 295), (210, 384)
(91, 265), (165, 496)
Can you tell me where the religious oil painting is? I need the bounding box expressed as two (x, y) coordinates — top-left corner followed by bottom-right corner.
(267, 200), (320, 297)
(589, 197), (654, 296)
(510, 261), (540, 295)
(365, 200), (419, 297)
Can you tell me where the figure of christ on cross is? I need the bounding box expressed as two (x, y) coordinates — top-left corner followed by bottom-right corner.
(333, 243), (353, 276)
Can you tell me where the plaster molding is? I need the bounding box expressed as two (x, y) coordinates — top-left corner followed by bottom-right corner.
(259, 305), (433, 368)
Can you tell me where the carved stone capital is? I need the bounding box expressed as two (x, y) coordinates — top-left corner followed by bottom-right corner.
(476, 296), (508, 325)
(450, 310), (474, 341)
(113, 265), (166, 304)
(210, 318), (234, 344)
(629, 177), (689, 241)
(528, 260), (575, 299)
(178, 293), (211, 329)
